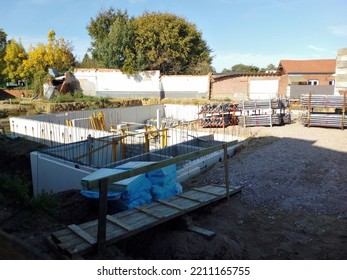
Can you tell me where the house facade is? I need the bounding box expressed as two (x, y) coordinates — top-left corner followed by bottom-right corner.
(277, 59), (336, 99)
(211, 73), (281, 101)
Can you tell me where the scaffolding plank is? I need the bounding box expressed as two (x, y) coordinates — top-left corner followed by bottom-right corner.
(156, 199), (186, 210)
(176, 194), (205, 203)
(134, 206), (163, 219)
(193, 187), (222, 196)
(49, 184), (243, 259)
(107, 215), (133, 231)
(67, 224), (96, 245)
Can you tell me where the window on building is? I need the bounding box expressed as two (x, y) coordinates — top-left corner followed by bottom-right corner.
(308, 80), (319, 85)
(329, 80), (335, 85)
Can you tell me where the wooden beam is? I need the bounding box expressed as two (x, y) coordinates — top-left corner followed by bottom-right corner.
(223, 143), (230, 199)
(157, 199), (186, 210)
(176, 194), (204, 203)
(134, 206), (163, 219)
(82, 140), (238, 190)
(188, 226), (216, 239)
(68, 224), (96, 245)
(97, 178), (108, 255)
(106, 215), (134, 231)
(192, 188), (219, 196)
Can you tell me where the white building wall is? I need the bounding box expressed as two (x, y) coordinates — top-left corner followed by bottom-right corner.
(31, 152), (95, 196)
(164, 104), (200, 122)
(161, 75), (210, 98)
(10, 105), (165, 146)
(249, 80), (279, 100)
(335, 48), (347, 95)
(74, 69), (161, 98)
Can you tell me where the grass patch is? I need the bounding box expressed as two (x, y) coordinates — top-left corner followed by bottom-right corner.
(0, 172), (59, 215)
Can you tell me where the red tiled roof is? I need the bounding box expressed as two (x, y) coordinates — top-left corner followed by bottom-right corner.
(279, 59), (336, 74)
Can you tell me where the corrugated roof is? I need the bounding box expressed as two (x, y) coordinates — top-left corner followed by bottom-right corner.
(279, 59), (336, 74)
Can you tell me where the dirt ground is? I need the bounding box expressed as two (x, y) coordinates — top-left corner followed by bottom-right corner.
(1, 119), (347, 260)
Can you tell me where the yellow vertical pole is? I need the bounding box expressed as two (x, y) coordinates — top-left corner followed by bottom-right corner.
(121, 129), (126, 159)
(144, 125), (149, 153)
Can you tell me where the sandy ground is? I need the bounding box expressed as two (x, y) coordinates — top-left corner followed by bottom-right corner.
(1, 120), (347, 259)
(103, 121), (347, 260)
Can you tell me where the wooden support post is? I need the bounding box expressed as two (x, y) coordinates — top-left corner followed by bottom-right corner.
(161, 126), (168, 148)
(342, 93), (346, 130)
(223, 143), (230, 199)
(144, 125), (149, 153)
(87, 134), (93, 165)
(97, 177), (108, 256)
(112, 139), (117, 162)
(307, 91), (312, 128)
(121, 129), (126, 159)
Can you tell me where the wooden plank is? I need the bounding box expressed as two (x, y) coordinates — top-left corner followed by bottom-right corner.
(134, 206), (163, 219)
(157, 199), (186, 210)
(82, 140), (238, 190)
(116, 212), (157, 229)
(50, 185), (243, 259)
(188, 226), (216, 239)
(176, 194), (205, 203)
(67, 224), (96, 245)
(107, 215), (133, 231)
(193, 187), (221, 196)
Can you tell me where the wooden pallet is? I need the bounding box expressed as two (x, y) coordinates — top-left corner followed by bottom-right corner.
(49, 184), (242, 259)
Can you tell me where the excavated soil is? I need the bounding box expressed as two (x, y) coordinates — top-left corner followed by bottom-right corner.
(1, 120), (347, 259)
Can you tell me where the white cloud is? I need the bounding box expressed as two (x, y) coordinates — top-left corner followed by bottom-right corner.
(308, 45), (325, 52)
(329, 25), (347, 37)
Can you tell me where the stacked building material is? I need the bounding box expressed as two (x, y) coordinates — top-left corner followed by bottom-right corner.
(200, 115), (237, 128)
(111, 173), (153, 210)
(146, 164), (183, 200)
(199, 102), (239, 128)
(241, 98), (289, 110)
(239, 114), (283, 127)
(300, 94), (345, 108)
(116, 161), (182, 201)
(301, 112), (347, 128)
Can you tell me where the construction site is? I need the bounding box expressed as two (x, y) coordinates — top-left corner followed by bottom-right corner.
(0, 92), (347, 259)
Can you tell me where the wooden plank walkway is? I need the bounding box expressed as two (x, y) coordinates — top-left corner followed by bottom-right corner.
(49, 184), (242, 259)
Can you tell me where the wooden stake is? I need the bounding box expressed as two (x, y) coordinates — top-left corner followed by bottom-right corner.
(223, 143), (230, 199)
(342, 93), (346, 130)
(97, 177), (108, 256)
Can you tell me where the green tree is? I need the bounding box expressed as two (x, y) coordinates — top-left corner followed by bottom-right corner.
(78, 53), (98, 68)
(0, 28), (7, 84)
(96, 10), (134, 69)
(87, 7), (118, 64)
(230, 64), (260, 74)
(23, 30), (75, 81)
(259, 63), (277, 73)
(3, 39), (27, 82)
(130, 12), (213, 74)
(87, 9), (213, 74)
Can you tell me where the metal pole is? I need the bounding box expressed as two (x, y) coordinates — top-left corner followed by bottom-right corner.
(97, 177), (108, 256)
(223, 143), (230, 199)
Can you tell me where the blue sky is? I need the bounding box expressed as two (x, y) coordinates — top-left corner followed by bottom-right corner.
(1, 0), (346, 72)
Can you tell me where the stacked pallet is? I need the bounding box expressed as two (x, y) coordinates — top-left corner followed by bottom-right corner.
(301, 113), (347, 128)
(300, 94), (345, 108)
(239, 114), (283, 127)
(300, 94), (346, 128)
(199, 102), (239, 128)
(239, 98), (290, 127)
